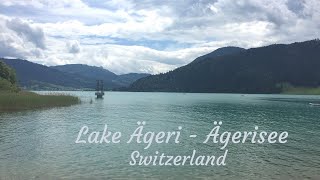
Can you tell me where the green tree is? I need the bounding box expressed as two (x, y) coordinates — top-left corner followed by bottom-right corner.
(0, 61), (18, 92)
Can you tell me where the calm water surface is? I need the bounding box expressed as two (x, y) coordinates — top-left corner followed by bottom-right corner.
(0, 92), (320, 179)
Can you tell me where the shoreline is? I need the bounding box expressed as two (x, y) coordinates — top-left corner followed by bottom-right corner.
(28, 89), (320, 95)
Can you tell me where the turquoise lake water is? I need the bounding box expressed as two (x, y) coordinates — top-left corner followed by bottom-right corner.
(0, 92), (320, 179)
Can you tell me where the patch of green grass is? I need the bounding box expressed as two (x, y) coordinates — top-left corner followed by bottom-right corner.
(282, 87), (320, 95)
(0, 91), (80, 112)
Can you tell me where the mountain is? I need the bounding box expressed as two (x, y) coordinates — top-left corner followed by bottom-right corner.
(52, 64), (118, 82)
(127, 39), (320, 93)
(190, 47), (245, 64)
(51, 64), (120, 88)
(1, 59), (96, 90)
(52, 64), (150, 87)
(0, 59), (150, 90)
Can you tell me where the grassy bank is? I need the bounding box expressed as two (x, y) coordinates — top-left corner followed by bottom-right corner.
(282, 87), (320, 95)
(0, 91), (80, 112)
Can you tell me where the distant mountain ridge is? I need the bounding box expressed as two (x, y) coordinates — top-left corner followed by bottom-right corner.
(52, 64), (150, 88)
(0, 59), (150, 90)
(127, 39), (320, 93)
(52, 64), (117, 81)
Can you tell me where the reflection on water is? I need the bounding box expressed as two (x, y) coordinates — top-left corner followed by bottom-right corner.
(0, 92), (320, 179)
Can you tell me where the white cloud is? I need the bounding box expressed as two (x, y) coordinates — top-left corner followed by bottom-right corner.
(67, 40), (81, 54)
(6, 18), (46, 49)
(0, 16), (45, 58)
(0, 0), (319, 74)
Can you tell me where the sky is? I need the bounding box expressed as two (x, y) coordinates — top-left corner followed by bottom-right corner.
(0, 0), (319, 74)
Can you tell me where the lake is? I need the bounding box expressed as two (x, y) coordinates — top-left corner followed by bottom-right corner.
(0, 92), (320, 179)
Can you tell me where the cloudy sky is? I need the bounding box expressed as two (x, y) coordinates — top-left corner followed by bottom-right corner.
(0, 0), (319, 74)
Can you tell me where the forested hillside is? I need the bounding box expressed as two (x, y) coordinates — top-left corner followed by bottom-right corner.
(128, 40), (320, 93)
